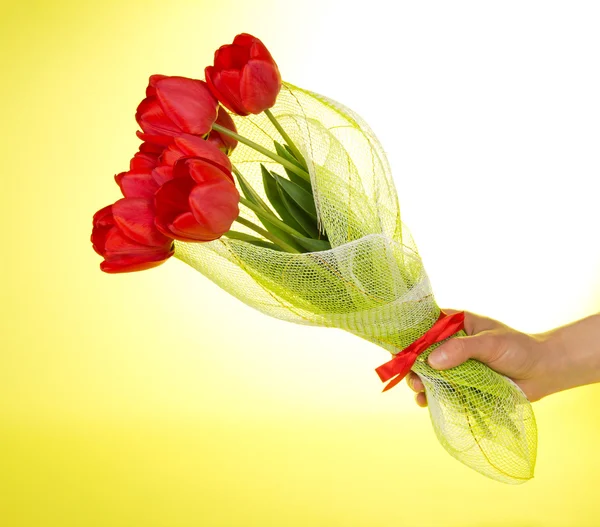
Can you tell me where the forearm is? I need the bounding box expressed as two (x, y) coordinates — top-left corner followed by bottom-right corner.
(538, 313), (600, 395)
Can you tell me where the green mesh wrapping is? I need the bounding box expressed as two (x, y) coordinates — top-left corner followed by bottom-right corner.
(174, 83), (537, 484)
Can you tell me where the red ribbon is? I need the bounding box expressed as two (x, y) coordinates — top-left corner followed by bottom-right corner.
(375, 311), (465, 392)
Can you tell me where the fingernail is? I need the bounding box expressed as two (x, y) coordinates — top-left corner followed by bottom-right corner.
(428, 348), (447, 368)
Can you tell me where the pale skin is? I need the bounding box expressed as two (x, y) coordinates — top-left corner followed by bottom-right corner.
(407, 309), (600, 407)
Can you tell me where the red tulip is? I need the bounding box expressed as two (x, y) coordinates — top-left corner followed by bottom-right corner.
(92, 200), (174, 273)
(205, 105), (238, 154)
(137, 138), (166, 156)
(152, 134), (232, 186)
(136, 75), (219, 147)
(115, 144), (162, 199)
(205, 33), (281, 116)
(131, 143), (162, 170)
(115, 169), (159, 199)
(154, 157), (239, 242)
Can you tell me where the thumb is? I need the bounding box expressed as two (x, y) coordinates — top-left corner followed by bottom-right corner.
(428, 334), (498, 370)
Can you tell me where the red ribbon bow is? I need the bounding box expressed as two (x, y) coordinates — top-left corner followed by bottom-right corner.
(375, 311), (465, 392)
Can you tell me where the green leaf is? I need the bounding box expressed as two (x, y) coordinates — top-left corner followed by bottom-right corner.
(258, 216), (304, 252)
(247, 240), (284, 251)
(284, 143), (309, 170)
(272, 172), (318, 219)
(232, 168), (300, 252)
(261, 165), (309, 237)
(224, 230), (284, 251)
(235, 171), (260, 206)
(465, 397), (492, 439)
(275, 180), (321, 239)
(274, 141), (312, 192)
(274, 141), (303, 169)
(285, 167), (312, 193)
(224, 230), (264, 243)
(291, 235), (331, 252)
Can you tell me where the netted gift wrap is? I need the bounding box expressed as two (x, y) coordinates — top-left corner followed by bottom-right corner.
(174, 82), (537, 483)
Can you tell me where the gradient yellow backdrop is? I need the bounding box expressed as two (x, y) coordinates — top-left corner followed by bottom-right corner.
(2, 1), (600, 525)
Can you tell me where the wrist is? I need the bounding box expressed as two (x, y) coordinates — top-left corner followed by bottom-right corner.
(535, 314), (600, 396)
(535, 328), (571, 397)
(519, 330), (567, 400)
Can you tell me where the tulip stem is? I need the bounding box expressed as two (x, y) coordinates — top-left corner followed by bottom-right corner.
(263, 109), (307, 168)
(223, 230), (283, 250)
(233, 166), (306, 240)
(239, 196), (306, 239)
(234, 216), (300, 253)
(212, 123), (311, 183)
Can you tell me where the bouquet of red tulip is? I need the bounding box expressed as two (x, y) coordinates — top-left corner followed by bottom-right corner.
(92, 34), (537, 484)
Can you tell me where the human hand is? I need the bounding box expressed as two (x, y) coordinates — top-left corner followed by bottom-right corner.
(407, 309), (553, 407)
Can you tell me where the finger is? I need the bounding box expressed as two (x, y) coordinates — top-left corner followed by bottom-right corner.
(406, 372), (424, 393)
(428, 333), (501, 370)
(415, 392), (428, 408)
(440, 308), (503, 336)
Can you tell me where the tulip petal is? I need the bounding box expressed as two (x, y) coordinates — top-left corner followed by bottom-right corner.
(91, 205), (115, 256)
(100, 255), (169, 273)
(154, 176), (194, 212)
(205, 68), (247, 116)
(232, 33), (256, 48)
(154, 177), (195, 236)
(136, 96), (181, 138)
(240, 59), (281, 114)
(152, 165), (174, 186)
(91, 227), (112, 256)
(139, 141), (166, 155)
(169, 212), (221, 242)
(93, 204), (114, 226)
(188, 179), (240, 235)
(154, 76), (218, 136)
(173, 134), (232, 172)
(216, 105), (237, 132)
(100, 241), (174, 273)
(205, 133), (232, 156)
(159, 142), (187, 168)
(206, 106), (238, 154)
(130, 150), (160, 171)
(214, 42), (250, 70)
(161, 134), (231, 172)
(112, 198), (171, 247)
(104, 230), (170, 256)
(115, 171), (159, 199)
(182, 157), (233, 185)
(104, 228), (148, 255)
(136, 130), (174, 149)
(248, 36), (277, 62)
(146, 74), (168, 97)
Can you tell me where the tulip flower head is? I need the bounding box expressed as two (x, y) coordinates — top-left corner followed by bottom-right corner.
(154, 157), (240, 242)
(205, 33), (282, 116)
(153, 134), (232, 186)
(136, 75), (219, 147)
(91, 200), (174, 273)
(115, 146), (161, 199)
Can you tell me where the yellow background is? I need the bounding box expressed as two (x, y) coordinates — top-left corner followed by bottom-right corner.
(2, 1), (600, 525)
